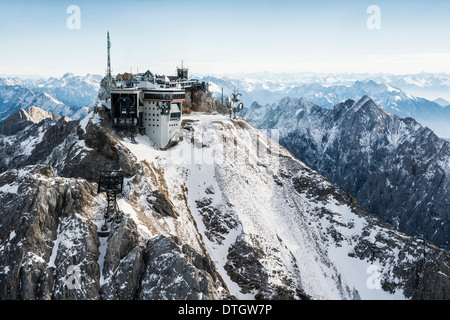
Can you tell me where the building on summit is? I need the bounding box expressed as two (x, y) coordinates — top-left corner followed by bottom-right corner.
(110, 64), (207, 148)
(104, 32), (208, 148)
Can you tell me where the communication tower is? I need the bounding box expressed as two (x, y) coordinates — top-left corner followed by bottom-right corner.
(226, 89), (244, 119)
(105, 31), (114, 102)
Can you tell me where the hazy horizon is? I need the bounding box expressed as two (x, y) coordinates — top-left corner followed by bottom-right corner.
(3, 70), (450, 81)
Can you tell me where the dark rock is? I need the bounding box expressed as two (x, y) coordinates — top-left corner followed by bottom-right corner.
(100, 218), (143, 300)
(148, 190), (179, 218)
(0, 166), (100, 300)
(138, 235), (228, 300)
(0, 107), (60, 136)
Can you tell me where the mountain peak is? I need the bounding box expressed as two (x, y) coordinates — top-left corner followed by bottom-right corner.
(62, 72), (75, 78)
(26, 106), (61, 123)
(433, 97), (450, 107)
(357, 95), (374, 104)
(330, 96), (387, 123)
(354, 96), (396, 119)
(355, 79), (377, 86)
(0, 106), (60, 136)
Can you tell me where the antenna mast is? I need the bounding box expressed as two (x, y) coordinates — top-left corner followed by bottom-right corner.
(107, 32), (112, 78)
(106, 31), (113, 101)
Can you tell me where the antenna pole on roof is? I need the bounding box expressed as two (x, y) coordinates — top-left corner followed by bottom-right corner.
(106, 31), (113, 102)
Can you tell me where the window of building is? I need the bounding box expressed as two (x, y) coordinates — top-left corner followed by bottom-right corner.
(144, 93), (172, 100)
(173, 94), (185, 100)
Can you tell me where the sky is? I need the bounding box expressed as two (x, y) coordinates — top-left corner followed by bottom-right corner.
(1, 0), (450, 78)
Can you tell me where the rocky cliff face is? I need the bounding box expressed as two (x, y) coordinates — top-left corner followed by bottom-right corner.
(244, 96), (450, 251)
(183, 87), (228, 114)
(0, 164), (99, 299)
(0, 105), (449, 300)
(0, 164), (227, 299)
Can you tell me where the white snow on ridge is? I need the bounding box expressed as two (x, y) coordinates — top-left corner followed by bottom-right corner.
(0, 183), (19, 194)
(119, 113), (408, 300)
(19, 125), (46, 156)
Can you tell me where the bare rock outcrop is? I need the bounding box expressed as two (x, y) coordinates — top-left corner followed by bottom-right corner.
(138, 235), (227, 300)
(0, 106), (60, 136)
(0, 165), (100, 299)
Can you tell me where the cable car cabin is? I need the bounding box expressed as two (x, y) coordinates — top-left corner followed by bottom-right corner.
(97, 170), (124, 237)
(97, 170), (124, 195)
(111, 90), (139, 127)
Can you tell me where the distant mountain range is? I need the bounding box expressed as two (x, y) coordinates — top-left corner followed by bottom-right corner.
(0, 73), (101, 123)
(197, 71), (450, 102)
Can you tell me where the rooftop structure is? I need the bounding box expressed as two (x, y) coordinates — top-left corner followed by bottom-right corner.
(115, 66), (207, 92)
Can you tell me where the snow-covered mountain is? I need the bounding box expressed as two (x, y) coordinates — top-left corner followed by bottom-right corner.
(201, 74), (450, 139)
(0, 73), (102, 123)
(0, 104), (449, 300)
(244, 96), (450, 251)
(383, 73), (450, 102)
(0, 85), (85, 124)
(38, 73), (102, 108)
(284, 80), (450, 138)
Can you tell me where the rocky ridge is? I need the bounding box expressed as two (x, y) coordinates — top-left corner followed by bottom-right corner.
(244, 96), (450, 251)
(0, 104), (449, 300)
